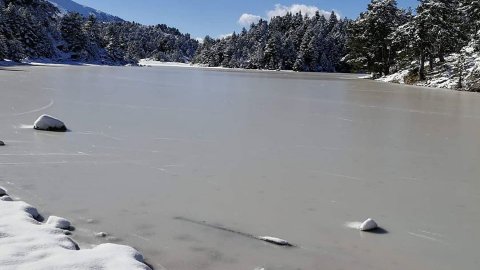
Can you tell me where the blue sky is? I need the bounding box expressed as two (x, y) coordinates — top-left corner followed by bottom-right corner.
(74, 0), (418, 39)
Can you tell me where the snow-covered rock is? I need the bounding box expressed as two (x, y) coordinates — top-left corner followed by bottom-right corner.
(0, 196), (13, 201)
(0, 187), (7, 196)
(0, 198), (151, 270)
(258, 236), (294, 246)
(33, 114), (67, 132)
(0, 140), (4, 146)
(46, 216), (71, 230)
(359, 218), (378, 231)
(95, 232), (108, 238)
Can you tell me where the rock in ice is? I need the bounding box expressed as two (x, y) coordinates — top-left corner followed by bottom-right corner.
(0, 140), (4, 146)
(0, 195), (13, 201)
(258, 236), (294, 247)
(0, 186), (7, 196)
(46, 216), (72, 230)
(33, 114), (67, 132)
(95, 232), (108, 238)
(360, 218), (378, 231)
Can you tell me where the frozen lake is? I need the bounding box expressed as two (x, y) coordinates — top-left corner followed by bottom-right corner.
(1, 65), (479, 270)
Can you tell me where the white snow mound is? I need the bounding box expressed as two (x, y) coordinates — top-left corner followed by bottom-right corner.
(0, 199), (151, 270)
(33, 114), (67, 132)
(46, 216), (71, 230)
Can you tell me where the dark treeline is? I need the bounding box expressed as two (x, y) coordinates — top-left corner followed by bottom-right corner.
(194, 0), (480, 90)
(0, 0), (198, 63)
(1, 0), (479, 90)
(194, 12), (350, 72)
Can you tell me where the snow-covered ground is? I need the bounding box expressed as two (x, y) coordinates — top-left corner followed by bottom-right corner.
(378, 45), (480, 91)
(0, 189), (151, 270)
(0, 59), (103, 67)
(138, 59), (195, 68)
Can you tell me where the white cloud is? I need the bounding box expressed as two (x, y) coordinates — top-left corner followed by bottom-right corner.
(195, 37), (204, 43)
(236, 4), (341, 30)
(266, 4), (336, 20)
(238, 13), (263, 26)
(218, 33), (233, 39)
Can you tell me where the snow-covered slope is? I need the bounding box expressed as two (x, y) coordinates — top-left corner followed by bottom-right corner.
(48, 0), (123, 22)
(378, 43), (480, 92)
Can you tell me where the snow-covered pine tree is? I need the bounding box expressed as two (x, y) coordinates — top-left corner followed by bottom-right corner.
(60, 12), (87, 59)
(399, 0), (465, 79)
(345, 0), (407, 76)
(461, 0), (480, 38)
(104, 25), (125, 62)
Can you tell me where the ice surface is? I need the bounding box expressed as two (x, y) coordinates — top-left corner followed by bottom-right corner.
(2, 65), (480, 270)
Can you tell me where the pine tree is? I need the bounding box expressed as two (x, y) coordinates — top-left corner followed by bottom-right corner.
(345, 0), (408, 75)
(60, 12), (87, 59)
(461, 0), (480, 38)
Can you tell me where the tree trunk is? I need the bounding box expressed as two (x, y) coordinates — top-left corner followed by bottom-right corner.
(439, 54), (445, 63)
(383, 64), (390, 76)
(429, 55), (434, 71)
(419, 52), (426, 81)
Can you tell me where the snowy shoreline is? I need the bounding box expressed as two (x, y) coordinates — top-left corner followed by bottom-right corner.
(3, 58), (478, 93)
(374, 45), (480, 92)
(0, 188), (151, 270)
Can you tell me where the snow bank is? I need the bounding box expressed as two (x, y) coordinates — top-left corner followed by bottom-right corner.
(0, 190), (151, 270)
(33, 114), (67, 132)
(377, 69), (410, 84)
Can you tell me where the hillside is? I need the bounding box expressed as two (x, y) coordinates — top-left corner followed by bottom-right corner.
(48, 0), (123, 22)
(0, 0), (198, 64)
(379, 41), (480, 92)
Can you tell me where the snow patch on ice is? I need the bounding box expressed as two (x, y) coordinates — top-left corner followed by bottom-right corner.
(345, 221), (362, 230)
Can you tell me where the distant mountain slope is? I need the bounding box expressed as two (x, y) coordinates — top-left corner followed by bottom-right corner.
(48, 0), (123, 22)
